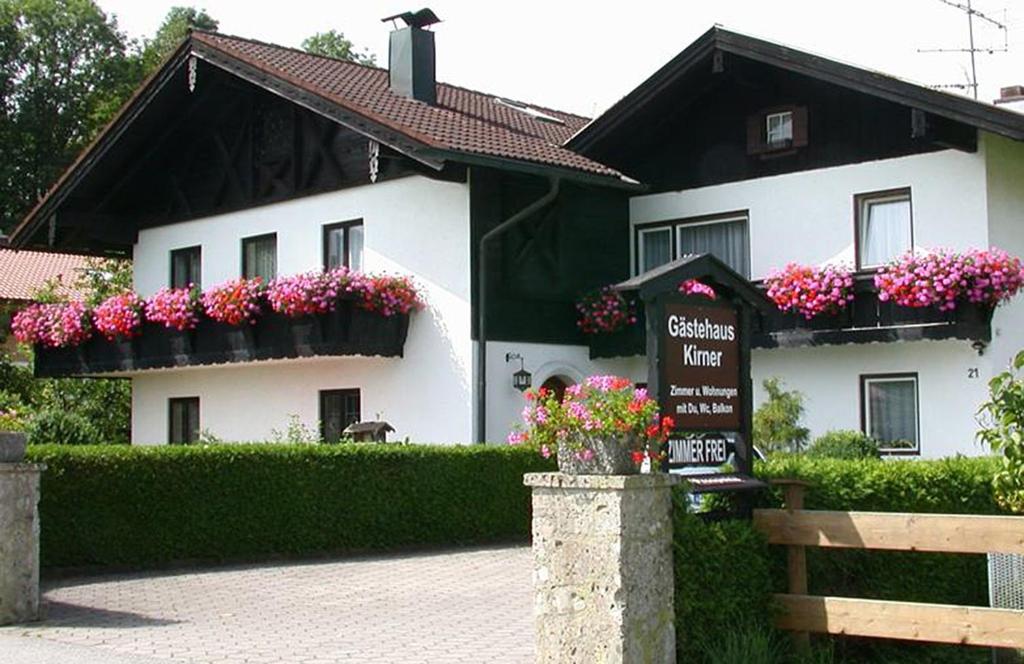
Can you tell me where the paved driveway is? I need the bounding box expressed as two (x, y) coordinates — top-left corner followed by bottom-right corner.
(0, 545), (534, 664)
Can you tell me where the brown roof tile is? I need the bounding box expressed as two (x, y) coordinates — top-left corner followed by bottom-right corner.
(0, 249), (91, 302)
(192, 32), (622, 178)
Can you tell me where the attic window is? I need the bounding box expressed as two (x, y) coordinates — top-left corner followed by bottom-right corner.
(493, 97), (565, 125)
(747, 106), (808, 156)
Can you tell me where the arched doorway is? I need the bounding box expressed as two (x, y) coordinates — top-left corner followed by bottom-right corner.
(540, 375), (571, 402)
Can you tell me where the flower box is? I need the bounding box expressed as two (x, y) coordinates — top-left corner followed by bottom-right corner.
(587, 322), (645, 359)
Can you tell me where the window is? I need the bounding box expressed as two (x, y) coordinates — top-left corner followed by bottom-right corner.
(637, 226), (673, 273)
(765, 111), (793, 147)
(170, 246), (201, 289)
(677, 216), (750, 278)
(168, 397), (200, 445)
(242, 233), (277, 281)
(320, 389), (361, 443)
(323, 220), (364, 272)
(856, 189), (912, 270)
(634, 213), (750, 278)
(861, 374), (919, 454)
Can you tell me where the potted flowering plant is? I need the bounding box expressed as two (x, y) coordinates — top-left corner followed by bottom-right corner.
(508, 375), (673, 475)
(201, 277), (264, 325)
(764, 263), (855, 320)
(678, 279), (718, 300)
(93, 292), (145, 341)
(145, 286), (202, 331)
(12, 302), (92, 348)
(576, 287), (644, 359)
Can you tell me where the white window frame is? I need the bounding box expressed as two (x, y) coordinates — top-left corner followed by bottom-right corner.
(636, 226), (674, 275)
(765, 111), (793, 147)
(862, 374), (920, 455)
(856, 189), (913, 271)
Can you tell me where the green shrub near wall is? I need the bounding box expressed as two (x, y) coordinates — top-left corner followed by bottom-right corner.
(755, 455), (1004, 664)
(26, 443), (554, 569)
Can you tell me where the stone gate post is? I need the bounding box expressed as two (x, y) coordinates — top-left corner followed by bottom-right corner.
(524, 472), (680, 664)
(0, 433), (44, 625)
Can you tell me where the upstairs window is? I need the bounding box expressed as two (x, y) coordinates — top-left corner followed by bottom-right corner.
(856, 189), (912, 270)
(634, 213), (750, 278)
(168, 397), (200, 445)
(677, 216), (750, 278)
(765, 111), (793, 147)
(320, 389), (361, 443)
(170, 246), (201, 289)
(861, 374), (919, 454)
(242, 233), (277, 281)
(323, 220), (364, 272)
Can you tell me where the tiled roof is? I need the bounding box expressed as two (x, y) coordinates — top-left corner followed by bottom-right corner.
(191, 31), (624, 179)
(0, 249), (90, 301)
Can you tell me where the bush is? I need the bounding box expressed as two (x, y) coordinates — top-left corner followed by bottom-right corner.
(753, 378), (809, 454)
(756, 455), (1000, 663)
(26, 443), (555, 569)
(27, 409), (102, 445)
(674, 503), (776, 663)
(804, 430), (880, 460)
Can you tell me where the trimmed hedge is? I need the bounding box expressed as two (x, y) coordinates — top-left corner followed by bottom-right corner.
(755, 455), (1005, 664)
(27, 443), (554, 568)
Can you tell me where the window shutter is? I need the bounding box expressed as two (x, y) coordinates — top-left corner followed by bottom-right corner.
(746, 114), (764, 155)
(792, 106), (809, 147)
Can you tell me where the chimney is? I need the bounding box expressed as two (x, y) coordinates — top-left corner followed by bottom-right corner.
(994, 85), (1024, 113)
(381, 9), (441, 104)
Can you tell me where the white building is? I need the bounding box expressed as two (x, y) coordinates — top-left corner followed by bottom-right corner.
(9, 19), (1024, 458)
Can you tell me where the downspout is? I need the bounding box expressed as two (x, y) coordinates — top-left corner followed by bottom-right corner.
(476, 177), (561, 443)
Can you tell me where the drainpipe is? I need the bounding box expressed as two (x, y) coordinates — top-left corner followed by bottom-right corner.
(476, 177), (561, 443)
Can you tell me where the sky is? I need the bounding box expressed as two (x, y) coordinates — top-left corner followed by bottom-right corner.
(96, 0), (1024, 118)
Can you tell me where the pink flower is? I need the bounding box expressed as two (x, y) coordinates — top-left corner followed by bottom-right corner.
(93, 292), (144, 340)
(575, 286), (636, 334)
(765, 263), (855, 319)
(202, 278), (264, 326)
(11, 302), (92, 348)
(146, 287), (201, 331)
(678, 279), (717, 300)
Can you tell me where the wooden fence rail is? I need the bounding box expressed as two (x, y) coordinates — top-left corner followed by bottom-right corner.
(752, 480), (1024, 650)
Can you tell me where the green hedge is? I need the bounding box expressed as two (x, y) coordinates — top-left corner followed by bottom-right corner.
(27, 443), (554, 569)
(755, 455), (1005, 664)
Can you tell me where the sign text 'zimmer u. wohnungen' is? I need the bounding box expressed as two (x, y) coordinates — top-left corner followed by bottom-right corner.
(661, 302), (741, 431)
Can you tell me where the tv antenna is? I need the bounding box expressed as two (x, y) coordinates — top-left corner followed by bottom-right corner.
(918, 0), (1009, 99)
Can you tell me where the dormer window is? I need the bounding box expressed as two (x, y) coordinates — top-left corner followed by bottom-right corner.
(765, 111), (793, 148)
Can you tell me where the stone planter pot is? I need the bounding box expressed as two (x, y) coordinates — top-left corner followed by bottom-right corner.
(0, 432), (27, 463)
(557, 435), (639, 475)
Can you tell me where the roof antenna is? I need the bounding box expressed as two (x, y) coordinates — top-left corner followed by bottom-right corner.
(918, 0), (1009, 99)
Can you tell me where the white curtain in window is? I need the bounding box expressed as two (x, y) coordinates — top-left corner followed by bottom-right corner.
(678, 218), (749, 277)
(860, 198), (910, 267)
(347, 225), (364, 273)
(868, 379), (918, 449)
(245, 237), (277, 281)
(640, 228), (672, 273)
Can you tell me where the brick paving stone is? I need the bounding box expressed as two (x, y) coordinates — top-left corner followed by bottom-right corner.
(0, 545), (534, 664)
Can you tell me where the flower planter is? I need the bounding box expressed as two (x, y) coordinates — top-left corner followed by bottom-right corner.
(167, 329), (195, 363)
(290, 316), (325, 354)
(557, 435), (640, 475)
(0, 432), (27, 463)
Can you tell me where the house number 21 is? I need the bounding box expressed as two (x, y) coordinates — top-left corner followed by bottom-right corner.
(968, 368), (980, 378)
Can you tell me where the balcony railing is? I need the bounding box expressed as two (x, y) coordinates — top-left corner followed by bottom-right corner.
(588, 277), (992, 359)
(34, 300), (410, 378)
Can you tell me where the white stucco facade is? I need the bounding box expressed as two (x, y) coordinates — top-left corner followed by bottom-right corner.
(130, 175), (473, 444)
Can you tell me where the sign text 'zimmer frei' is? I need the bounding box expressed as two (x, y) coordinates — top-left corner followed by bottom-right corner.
(661, 302), (741, 468)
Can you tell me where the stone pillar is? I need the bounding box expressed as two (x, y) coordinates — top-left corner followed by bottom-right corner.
(0, 462), (45, 625)
(524, 472), (680, 664)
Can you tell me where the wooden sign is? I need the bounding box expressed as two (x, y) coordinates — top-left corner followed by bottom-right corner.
(668, 434), (734, 466)
(660, 302), (742, 431)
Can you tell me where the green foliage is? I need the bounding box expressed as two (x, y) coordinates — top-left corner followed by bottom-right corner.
(753, 378), (810, 454)
(977, 349), (1024, 513)
(25, 443), (555, 568)
(805, 430), (880, 460)
(301, 30), (376, 65)
(0, 0), (142, 233)
(141, 6), (218, 73)
(26, 408), (100, 445)
(74, 257), (134, 306)
(700, 625), (786, 664)
(674, 503), (776, 663)
(757, 455), (999, 663)
(270, 414), (323, 445)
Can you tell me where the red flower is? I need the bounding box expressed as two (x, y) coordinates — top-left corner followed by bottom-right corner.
(630, 451), (645, 465)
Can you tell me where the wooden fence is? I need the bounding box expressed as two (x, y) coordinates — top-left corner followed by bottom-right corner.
(752, 480), (1024, 651)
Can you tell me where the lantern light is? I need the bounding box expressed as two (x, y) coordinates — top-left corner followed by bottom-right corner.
(506, 352), (532, 392)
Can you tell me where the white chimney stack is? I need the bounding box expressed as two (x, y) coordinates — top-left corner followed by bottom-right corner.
(994, 85), (1024, 113)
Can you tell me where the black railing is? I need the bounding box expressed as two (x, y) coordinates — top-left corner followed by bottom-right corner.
(34, 300), (410, 377)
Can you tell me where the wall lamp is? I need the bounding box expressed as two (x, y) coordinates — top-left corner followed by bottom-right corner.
(505, 352), (532, 392)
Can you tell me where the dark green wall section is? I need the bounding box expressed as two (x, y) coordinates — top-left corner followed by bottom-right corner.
(470, 167), (630, 344)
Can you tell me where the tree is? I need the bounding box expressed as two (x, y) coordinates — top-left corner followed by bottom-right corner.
(141, 6), (218, 74)
(0, 0), (141, 234)
(977, 350), (1024, 513)
(752, 377), (809, 455)
(301, 30), (376, 66)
